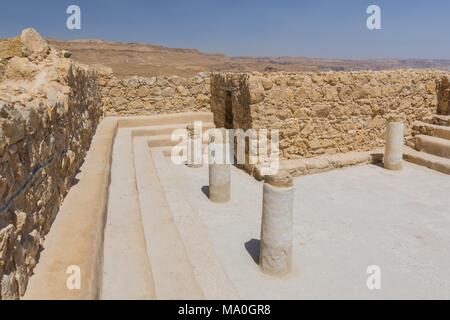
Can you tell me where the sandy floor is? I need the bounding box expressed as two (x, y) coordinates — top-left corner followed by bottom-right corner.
(161, 159), (450, 299)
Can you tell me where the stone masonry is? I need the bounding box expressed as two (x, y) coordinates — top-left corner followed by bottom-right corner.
(211, 71), (450, 161)
(0, 29), (102, 299)
(437, 76), (450, 115)
(101, 71), (211, 116)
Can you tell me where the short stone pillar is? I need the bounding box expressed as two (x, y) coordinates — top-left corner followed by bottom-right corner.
(259, 171), (294, 277)
(384, 121), (404, 171)
(186, 124), (202, 168)
(208, 129), (231, 203)
(209, 163), (231, 203)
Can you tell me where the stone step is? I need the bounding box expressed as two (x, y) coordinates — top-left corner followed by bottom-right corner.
(253, 150), (383, 179)
(149, 149), (239, 299)
(153, 146), (188, 158)
(101, 129), (156, 300)
(415, 135), (450, 159)
(147, 135), (178, 148)
(413, 121), (450, 140)
(116, 112), (214, 128)
(147, 134), (212, 148)
(428, 115), (450, 126)
(133, 137), (204, 299)
(404, 146), (450, 175)
(132, 122), (215, 138)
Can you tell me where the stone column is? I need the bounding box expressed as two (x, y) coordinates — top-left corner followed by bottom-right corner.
(208, 163), (231, 203)
(384, 121), (404, 171)
(259, 171), (294, 277)
(186, 124), (202, 168)
(208, 129), (231, 203)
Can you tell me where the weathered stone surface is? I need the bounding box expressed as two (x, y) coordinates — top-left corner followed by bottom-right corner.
(0, 225), (14, 265)
(437, 76), (450, 115)
(211, 70), (449, 161)
(4, 57), (39, 79)
(1, 272), (19, 300)
(384, 122), (404, 170)
(278, 151), (378, 177)
(261, 78), (273, 91)
(208, 164), (231, 203)
(20, 28), (49, 58)
(0, 37), (24, 60)
(312, 104), (330, 117)
(260, 174), (295, 276)
(368, 115), (385, 129)
(264, 170), (293, 188)
(102, 72), (211, 115)
(0, 29), (102, 300)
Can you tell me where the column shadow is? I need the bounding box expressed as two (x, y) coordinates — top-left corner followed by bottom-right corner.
(244, 239), (260, 265)
(201, 185), (209, 198)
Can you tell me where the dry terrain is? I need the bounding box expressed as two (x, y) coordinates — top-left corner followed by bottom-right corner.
(47, 38), (450, 78)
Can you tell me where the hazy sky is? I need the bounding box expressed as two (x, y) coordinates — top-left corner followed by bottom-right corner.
(1, 0), (449, 59)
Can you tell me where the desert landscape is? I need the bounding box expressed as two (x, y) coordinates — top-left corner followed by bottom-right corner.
(48, 38), (450, 78)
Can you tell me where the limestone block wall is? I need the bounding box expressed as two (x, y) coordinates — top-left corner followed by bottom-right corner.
(101, 72), (211, 115)
(212, 70), (450, 160)
(0, 29), (102, 299)
(438, 76), (450, 115)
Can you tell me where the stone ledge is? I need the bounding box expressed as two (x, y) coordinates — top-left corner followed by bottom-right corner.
(23, 117), (118, 300)
(413, 121), (450, 140)
(404, 146), (450, 175)
(254, 150), (383, 180)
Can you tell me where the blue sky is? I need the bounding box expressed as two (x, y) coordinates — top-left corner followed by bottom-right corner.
(1, 0), (449, 59)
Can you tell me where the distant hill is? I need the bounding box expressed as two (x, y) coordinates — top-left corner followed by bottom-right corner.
(47, 38), (450, 78)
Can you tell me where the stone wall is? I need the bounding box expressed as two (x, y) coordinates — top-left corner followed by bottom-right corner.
(437, 76), (450, 115)
(0, 29), (102, 299)
(101, 72), (211, 115)
(211, 73), (252, 130)
(212, 70), (450, 160)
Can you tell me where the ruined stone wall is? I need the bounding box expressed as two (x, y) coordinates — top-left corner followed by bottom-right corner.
(0, 29), (102, 299)
(437, 76), (450, 115)
(211, 73), (252, 131)
(101, 72), (211, 115)
(212, 70), (450, 160)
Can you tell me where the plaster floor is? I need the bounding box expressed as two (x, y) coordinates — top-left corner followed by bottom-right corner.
(162, 158), (450, 300)
(102, 126), (450, 299)
(102, 129), (155, 300)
